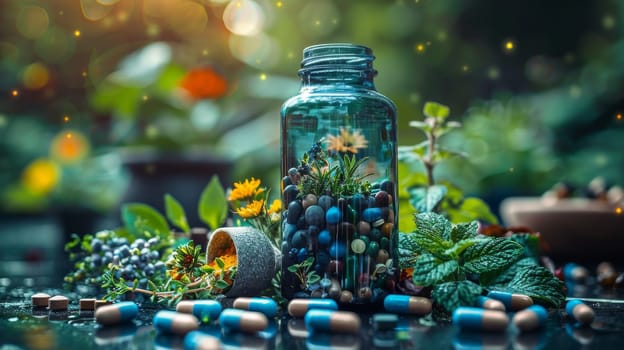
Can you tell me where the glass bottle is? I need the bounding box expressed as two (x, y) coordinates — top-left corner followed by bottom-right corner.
(280, 43), (398, 304)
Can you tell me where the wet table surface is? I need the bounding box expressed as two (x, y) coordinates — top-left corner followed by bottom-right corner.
(1, 282), (624, 350)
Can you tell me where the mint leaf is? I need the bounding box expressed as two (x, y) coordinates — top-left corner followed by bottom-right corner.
(398, 232), (421, 269)
(198, 175), (228, 230)
(410, 185), (447, 213)
(481, 257), (538, 286)
(412, 253), (459, 286)
(413, 212), (453, 254)
(443, 238), (481, 259)
(164, 193), (190, 233)
(431, 280), (483, 314)
(462, 238), (523, 274)
(424, 101), (450, 120)
(450, 221), (478, 243)
(494, 266), (565, 307)
(509, 233), (540, 259)
(121, 203), (170, 240)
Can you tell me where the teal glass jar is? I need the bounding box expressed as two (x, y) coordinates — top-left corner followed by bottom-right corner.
(280, 43), (398, 304)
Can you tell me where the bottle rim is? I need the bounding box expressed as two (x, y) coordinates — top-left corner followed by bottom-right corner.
(299, 43), (376, 78)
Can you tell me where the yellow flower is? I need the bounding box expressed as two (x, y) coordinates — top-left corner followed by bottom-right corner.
(21, 158), (61, 195)
(267, 199), (282, 215)
(228, 177), (264, 201)
(234, 199), (264, 219)
(325, 127), (368, 154)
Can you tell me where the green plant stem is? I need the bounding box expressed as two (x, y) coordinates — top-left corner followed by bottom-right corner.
(425, 129), (436, 187)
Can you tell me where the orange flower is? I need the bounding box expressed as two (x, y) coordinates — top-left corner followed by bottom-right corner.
(228, 178), (264, 201)
(267, 199), (282, 215)
(325, 127), (368, 154)
(234, 199), (264, 219)
(179, 67), (228, 100)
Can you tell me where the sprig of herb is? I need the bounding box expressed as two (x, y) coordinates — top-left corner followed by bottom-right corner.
(401, 212), (564, 315)
(287, 256), (322, 290)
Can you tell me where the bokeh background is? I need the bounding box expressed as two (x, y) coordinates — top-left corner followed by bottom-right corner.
(1, 0), (623, 282)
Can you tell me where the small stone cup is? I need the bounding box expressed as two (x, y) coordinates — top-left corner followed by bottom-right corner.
(207, 226), (280, 297)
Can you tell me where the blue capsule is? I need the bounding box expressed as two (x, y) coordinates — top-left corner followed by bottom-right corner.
(512, 305), (548, 332)
(452, 307), (509, 332)
(153, 310), (199, 335)
(176, 300), (222, 322)
(326, 206), (342, 225)
(233, 297), (278, 318)
(183, 330), (221, 350)
(475, 296), (506, 311)
(362, 208), (383, 226)
(318, 230), (332, 245)
(287, 298), (338, 317)
(564, 263), (589, 283)
(219, 308), (268, 334)
(95, 301), (138, 326)
(487, 291), (533, 311)
(383, 294), (432, 315)
(304, 309), (361, 334)
(566, 300), (595, 326)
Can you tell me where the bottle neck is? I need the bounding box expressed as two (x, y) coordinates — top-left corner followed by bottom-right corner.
(298, 43), (377, 89)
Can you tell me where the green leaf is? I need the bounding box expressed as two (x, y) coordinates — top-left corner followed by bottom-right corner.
(198, 175), (228, 230)
(412, 213), (453, 256)
(398, 232), (421, 268)
(121, 203), (170, 239)
(164, 193), (190, 233)
(450, 221), (479, 243)
(509, 233), (541, 259)
(493, 266), (565, 307)
(307, 273), (321, 285)
(446, 197), (499, 225)
(443, 238), (481, 259)
(412, 253), (459, 286)
(480, 257), (538, 286)
(410, 185), (447, 213)
(155, 64), (186, 93)
(287, 265), (298, 273)
(215, 279), (230, 290)
(431, 280), (483, 314)
(462, 238), (523, 274)
(423, 101), (450, 120)
(215, 257), (225, 269)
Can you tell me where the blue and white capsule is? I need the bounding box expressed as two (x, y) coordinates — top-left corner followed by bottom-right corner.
(153, 310), (199, 335)
(183, 330), (221, 350)
(452, 307), (509, 332)
(233, 297), (278, 318)
(287, 298), (338, 318)
(177, 300), (222, 322)
(219, 308), (268, 333)
(487, 291), (533, 311)
(566, 300), (595, 326)
(475, 296), (506, 311)
(512, 305), (548, 332)
(304, 309), (361, 334)
(95, 301), (139, 326)
(383, 294), (432, 315)
(564, 263), (589, 283)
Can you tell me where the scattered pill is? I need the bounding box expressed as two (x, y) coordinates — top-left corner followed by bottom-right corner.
(233, 297), (277, 318)
(31, 293), (50, 307)
(177, 300), (222, 322)
(383, 294), (432, 315)
(287, 299), (338, 318)
(563, 263), (589, 283)
(95, 302), (138, 326)
(80, 298), (97, 311)
(452, 307), (509, 332)
(596, 262), (618, 287)
(475, 296), (506, 311)
(48, 295), (69, 311)
(372, 313), (398, 331)
(487, 291), (533, 311)
(513, 305), (548, 332)
(304, 309), (361, 334)
(566, 300), (595, 326)
(153, 310), (199, 335)
(184, 330), (222, 350)
(219, 309), (268, 333)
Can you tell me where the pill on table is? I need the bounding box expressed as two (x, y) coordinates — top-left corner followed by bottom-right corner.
(287, 298), (338, 317)
(487, 291), (533, 311)
(31, 293), (50, 307)
(452, 307), (509, 332)
(304, 309), (361, 334)
(48, 295), (69, 310)
(153, 310), (199, 335)
(383, 294), (432, 315)
(183, 330), (222, 350)
(566, 300), (595, 326)
(177, 300), (222, 321)
(475, 296), (506, 311)
(80, 298), (97, 311)
(233, 297), (277, 318)
(512, 305), (548, 332)
(219, 308), (268, 333)
(563, 263), (589, 283)
(372, 313), (398, 331)
(95, 301), (139, 326)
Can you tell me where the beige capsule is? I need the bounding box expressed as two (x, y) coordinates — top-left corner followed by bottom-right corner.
(79, 298), (97, 311)
(31, 293), (50, 307)
(48, 295), (69, 311)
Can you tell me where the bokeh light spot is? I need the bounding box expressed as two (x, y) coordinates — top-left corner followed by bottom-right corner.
(35, 26), (75, 64)
(80, 0), (113, 21)
(259, 73), (267, 81)
(503, 39), (516, 54)
(16, 6), (49, 39)
(22, 62), (50, 90)
(569, 85), (582, 98)
(415, 43), (425, 53)
(616, 207), (622, 215)
(51, 130), (90, 164)
(229, 33), (279, 69)
(11, 90), (19, 97)
(64, 115), (70, 122)
(602, 15), (616, 30)
(299, 1), (340, 37)
(21, 158), (61, 195)
(74, 30), (81, 37)
(487, 67), (500, 80)
(223, 0), (265, 36)
(437, 31), (447, 42)
(462, 65), (469, 72)
(616, 113), (622, 121)
(276, 1), (283, 8)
